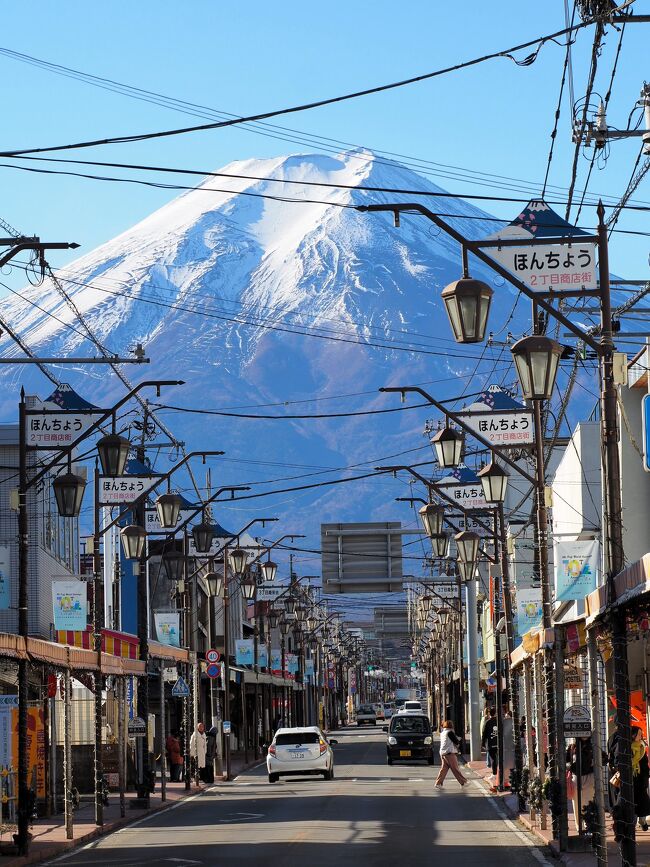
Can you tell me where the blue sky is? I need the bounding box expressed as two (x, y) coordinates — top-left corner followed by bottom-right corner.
(1, 2), (649, 277)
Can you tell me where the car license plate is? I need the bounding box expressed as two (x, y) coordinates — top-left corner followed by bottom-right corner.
(399, 750), (411, 757)
(290, 752), (306, 759)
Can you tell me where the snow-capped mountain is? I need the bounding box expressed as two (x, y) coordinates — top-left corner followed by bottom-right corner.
(0, 149), (524, 563)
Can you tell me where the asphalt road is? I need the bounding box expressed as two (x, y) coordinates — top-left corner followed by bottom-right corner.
(50, 727), (550, 867)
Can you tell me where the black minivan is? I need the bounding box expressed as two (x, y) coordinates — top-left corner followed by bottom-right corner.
(386, 714), (434, 765)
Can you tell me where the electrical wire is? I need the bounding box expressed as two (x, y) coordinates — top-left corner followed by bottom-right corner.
(0, 20), (592, 159)
(542, 0), (577, 197)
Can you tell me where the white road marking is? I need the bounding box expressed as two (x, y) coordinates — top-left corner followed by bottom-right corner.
(470, 779), (553, 866)
(408, 778), (424, 782)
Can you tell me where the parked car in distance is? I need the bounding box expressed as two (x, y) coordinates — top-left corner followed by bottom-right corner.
(356, 704), (377, 726)
(374, 703), (385, 720)
(267, 726), (337, 783)
(383, 702), (396, 719)
(386, 714), (434, 765)
(397, 700), (424, 714)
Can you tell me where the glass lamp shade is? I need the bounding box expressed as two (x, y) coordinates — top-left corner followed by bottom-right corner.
(191, 522), (214, 554)
(52, 472), (86, 518)
(268, 610), (279, 629)
(229, 547), (248, 577)
(162, 550), (185, 582)
(477, 462), (509, 503)
(441, 276), (493, 344)
(455, 530), (480, 566)
(242, 580), (256, 600)
(155, 492), (182, 529)
(284, 597), (297, 616)
(431, 427), (464, 468)
(309, 638), (319, 651)
(204, 571), (222, 597)
(430, 533), (450, 558)
(120, 525), (147, 560)
(439, 609), (451, 626)
(295, 606), (306, 622)
(260, 559), (278, 583)
(511, 335), (563, 401)
(421, 595), (433, 612)
(279, 619), (290, 636)
(457, 560), (476, 583)
(96, 433), (131, 477)
(418, 503), (445, 537)
(306, 616), (318, 631)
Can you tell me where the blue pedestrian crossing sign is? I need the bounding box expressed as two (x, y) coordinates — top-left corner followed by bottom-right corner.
(171, 676), (190, 698)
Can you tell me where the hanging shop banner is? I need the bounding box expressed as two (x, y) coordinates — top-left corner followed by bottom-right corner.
(270, 649), (282, 671)
(25, 382), (104, 449)
(154, 612), (180, 647)
(52, 580), (87, 631)
(9, 706), (45, 796)
(286, 654), (299, 674)
(438, 465), (491, 511)
(554, 539), (600, 602)
(256, 584), (284, 602)
(0, 545), (10, 610)
(515, 588), (543, 637)
(145, 508), (195, 535)
(458, 386), (533, 446)
(257, 645), (268, 668)
(98, 475), (160, 505)
(304, 659), (315, 678)
(235, 639), (254, 666)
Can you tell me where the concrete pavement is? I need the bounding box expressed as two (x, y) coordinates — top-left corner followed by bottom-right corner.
(45, 727), (552, 866)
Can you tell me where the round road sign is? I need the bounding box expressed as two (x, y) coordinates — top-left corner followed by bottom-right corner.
(206, 649), (221, 664)
(206, 663), (221, 679)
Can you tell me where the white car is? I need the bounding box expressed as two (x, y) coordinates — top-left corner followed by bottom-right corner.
(267, 726), (337, 783)
(383, 702), (396, 719)
(397, 700), (424, 714)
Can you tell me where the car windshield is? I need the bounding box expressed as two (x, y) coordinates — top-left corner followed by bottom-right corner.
(390, 716), (431, 734)
(275, 732), (320, 745)
(359, 705), (375, 713)
(404, 702), (421, 709)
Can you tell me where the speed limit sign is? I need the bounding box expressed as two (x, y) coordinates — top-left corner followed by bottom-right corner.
(206, 648), (221, 664)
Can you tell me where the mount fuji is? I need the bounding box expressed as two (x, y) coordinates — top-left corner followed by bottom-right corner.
(0, 149), (526, 565)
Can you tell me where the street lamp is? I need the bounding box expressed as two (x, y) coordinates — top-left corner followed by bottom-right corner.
(120, 525), (147, 560)
(307, 616), (318, 631)
(431, 426), (464, 468)
(285, 597), (297, 617)
(511, 335), (563, 401)
(52, 469), (86, 518)
(268, 610), (280, 629)
(204, 571), (223, 598)
(418, 503), (445, 537)
(260, 557), (278, 583)
(191, 520), (215, 554)
(229, 547), (247, 577)
(155, 492), (182, 529)
(455, 530), (480, 570)
(242, 580), (256, 601)
(279, 619), (290, 636)
(162, 550), (185, 583)
(478, 461), (509, 503)
(96, 432), (131, 477)
(441, 276), (493, 344)
(430, 533), (450, 558)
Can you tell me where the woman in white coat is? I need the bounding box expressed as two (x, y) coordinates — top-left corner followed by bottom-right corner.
(190, 722), (207, 782)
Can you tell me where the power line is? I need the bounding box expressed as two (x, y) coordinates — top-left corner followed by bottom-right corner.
(0, 20), (591, 159)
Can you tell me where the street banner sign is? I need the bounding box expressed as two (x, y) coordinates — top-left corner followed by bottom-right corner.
(479, 199), (597, 293)
(563, 704), (592, 738)
(25, 383), (106, 449)
(256, 584), (284, 601)
(206, 663), (221, 680)
(128, 716), (146, 738)
(98, 475), (160, 505)
(458, 386), (533, 447)
(553, 539), (600, 602)
(171, 676), (190, 697)
(206, 649), (220, 664)
(145, 508), (195, 534)
(564, 665), (583, 690)
(223, 721), (231, 734)
(438, 466), (491, 510)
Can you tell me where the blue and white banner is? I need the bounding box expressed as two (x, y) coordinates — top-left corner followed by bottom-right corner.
(304, 659), (314, 678)
(257, 645), (268, 668)
(286, 654), (299, 674)
(270, 649), (282, 670)
(515, 588), (543, 637)
(235, 639), (254, 666)
(554, 539), (600, 602)
(52, 580), (87, 631)
(0, 546), (10, 610)
(154, 612), (180, 647)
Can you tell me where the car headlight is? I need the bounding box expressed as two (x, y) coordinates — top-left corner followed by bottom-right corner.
(424, 736), (433, 745)
(388, 736), (397, 745)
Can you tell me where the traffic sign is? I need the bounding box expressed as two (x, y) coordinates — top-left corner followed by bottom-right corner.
(128, 716), (146, 738)
(206, 663), (221, 679)
(206, 649), (221, 664)
(171, 676), (190, 698)
(563, 704), (592, 738)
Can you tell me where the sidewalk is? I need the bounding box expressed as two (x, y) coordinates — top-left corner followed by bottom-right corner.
(467, 759), (650, 866)
(0, 753), (264, 867)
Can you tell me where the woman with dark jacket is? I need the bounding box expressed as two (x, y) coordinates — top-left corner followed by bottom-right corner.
(631, 727), (650, 831)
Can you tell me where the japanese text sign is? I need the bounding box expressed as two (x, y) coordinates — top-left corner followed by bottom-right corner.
(98, 475), (159, 505)
(488, 242), (597, 292)
(458, 410), (534, 447)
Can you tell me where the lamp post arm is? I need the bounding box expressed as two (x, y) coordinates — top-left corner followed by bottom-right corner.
(380, 386), (537, 486)
(357, 202), (601, 353)
(27, 379), (185, 491)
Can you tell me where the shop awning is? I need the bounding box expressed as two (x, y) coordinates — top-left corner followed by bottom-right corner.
(585, 552), (650, 625)
(148, 640), (192, 664)
(0, 633), (147, 675)
(509, 627), (555, 669)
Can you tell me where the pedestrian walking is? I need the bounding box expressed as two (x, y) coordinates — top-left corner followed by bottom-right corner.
(632, 727), (650, 831)
(165, 731), (184, 782)
(190, 722), (208, 783)
(435, 720), (467, 788)
(481, 707), (498, 790)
